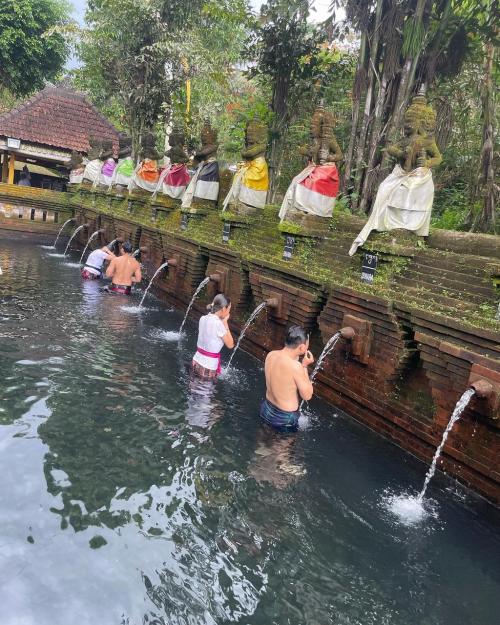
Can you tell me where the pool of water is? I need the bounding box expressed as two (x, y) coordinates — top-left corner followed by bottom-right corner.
(1, 240), (499, 625)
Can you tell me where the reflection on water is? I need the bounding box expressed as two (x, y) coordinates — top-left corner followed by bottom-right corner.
(1, 241), (500, 625)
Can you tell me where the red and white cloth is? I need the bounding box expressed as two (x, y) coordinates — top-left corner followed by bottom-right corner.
(279, 163), (340, 221)
(153, 163), (191, 200)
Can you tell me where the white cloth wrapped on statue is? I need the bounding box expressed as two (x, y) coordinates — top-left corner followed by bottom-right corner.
(98, 158), (117, 187)
(111, 157), (135, 188)
(348, 165), (435, 256)
(222, 156), (269, 211)
(82, 159), (102, 186)
(154, 163), (191, 200)
(181, 159), (220, 208)
(279, 163), (339, 221)
(69, 162), (86, 184)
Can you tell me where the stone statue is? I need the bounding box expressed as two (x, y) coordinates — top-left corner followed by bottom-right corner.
(349, 86), (443, 255)
(68, 150), (86, 185)
(279, 102), (342, 222)
(111, 132), (134, 191)
(222, 118), (269, 215)
(153, 124), (190, 200)
(98, 138), (117, 188)
(82, 135), (103, 186)
(129, 132), (161, 193)
(181, 118), (220, 209)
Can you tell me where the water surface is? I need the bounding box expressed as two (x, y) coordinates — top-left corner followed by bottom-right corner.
(1, 241), (499, 625)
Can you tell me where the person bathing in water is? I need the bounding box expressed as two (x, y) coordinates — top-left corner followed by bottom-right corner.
(192, 294), (234, 379)
(104, 241), (141, 294)
(261, 325), (315, 432)
(81, 244), (115, 280)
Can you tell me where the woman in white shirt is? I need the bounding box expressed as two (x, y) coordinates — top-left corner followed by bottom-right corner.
(81, 245), (115, 280)
(192, 294), (235, 378)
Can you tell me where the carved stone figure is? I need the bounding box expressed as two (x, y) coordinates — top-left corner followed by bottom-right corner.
(349, 87), (443, 255)
(68, 150), (86, 185)
(279, 102), (342, 222)
(182, 118), (220, 209)
(154, 124), (190, 200)
(112, 132), (134, 191)
(222, 118), (269, 215)
(129, 132), (161, 193)
(82, 135), (103, 186)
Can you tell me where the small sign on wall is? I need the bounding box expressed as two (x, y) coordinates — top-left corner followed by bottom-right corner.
(222, 222), (231, 243)
(361, 252), (378, 283)
(283, 235), (296, 261)
(181, 213), (189, 231)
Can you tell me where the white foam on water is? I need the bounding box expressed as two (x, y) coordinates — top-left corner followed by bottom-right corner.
(47, 253), (66, 258)
(157, 330), (182, 342)
(40, 245), (55, 249)
(121, 305), (143, 314)
(64, 262), (82, 268)
(298, 412), (312, 431)
(383, 492), (434, 526)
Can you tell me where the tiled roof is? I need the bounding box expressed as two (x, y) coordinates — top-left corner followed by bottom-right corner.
(0, 86), (119, 153)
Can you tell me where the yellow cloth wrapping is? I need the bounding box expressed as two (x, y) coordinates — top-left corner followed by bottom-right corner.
(222, 156), (269, 211)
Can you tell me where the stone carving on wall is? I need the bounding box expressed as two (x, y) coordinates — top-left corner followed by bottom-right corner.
(111, 132), (134, 191)
(279, 102), (342, 222)
(129, 132), (161, 193)
(222, 118), (269, 215)
(153, 124), (191, 200)
(182, 118), (220, 209)
(349, 86), (443, 255)
(82, 136), (103, 186)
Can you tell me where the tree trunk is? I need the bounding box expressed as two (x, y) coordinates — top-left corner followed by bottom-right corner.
(473, 41), (496, 233)
(268, 73), (290, 203)
(350, 0), (384, 213)
(342, 30), (367, 194)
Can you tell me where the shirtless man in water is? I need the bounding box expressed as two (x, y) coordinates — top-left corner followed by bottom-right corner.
(260, 325), (314, 432)
(105, 241), (141, 294)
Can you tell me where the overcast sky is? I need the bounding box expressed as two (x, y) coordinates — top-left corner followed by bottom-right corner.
(70, 0), (333, 25)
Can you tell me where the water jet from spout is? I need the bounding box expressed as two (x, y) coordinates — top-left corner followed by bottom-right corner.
(79, 229), (105, 265)
(225, 302), (267, 372)
(64, 224), (88, 256)
(139, 260), (175, 308)
(53, 218), (75, 248)
(179, 276), (211, 335)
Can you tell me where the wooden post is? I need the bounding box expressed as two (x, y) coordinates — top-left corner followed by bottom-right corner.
(1, 152), (8, 183)
(7, 152), (15, 184)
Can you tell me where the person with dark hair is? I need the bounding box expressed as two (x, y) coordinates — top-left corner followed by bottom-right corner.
(192, 293), (234, 379)
(105, 241), (141, 294)
(81, 243), (115, 280)
(260, 325), (315, 432)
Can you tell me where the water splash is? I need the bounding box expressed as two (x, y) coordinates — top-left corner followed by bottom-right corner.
(53, 218), (75, 247)
(139, 262), (169, 308)
(417, 388), (475, 502)
(386, 388), (475, 525)
(179, 276), (210, 335)
(132, 249), (141, 258)
(225, 302), (267, 373)
(300, 331), (341, 410)
(64, 225), (86, 255)
(79, 230), (102, 265)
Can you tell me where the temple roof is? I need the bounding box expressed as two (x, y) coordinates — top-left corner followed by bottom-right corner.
(0, 86), (119, 154)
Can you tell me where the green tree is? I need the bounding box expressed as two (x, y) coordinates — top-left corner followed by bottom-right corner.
(0, 0), (70, 97)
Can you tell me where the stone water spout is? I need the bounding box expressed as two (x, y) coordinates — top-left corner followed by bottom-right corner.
(64, 223), (89, 256)
(132, 246), (148, 259)
(265, 297), (279, 309)
(79, 229), (105, 265)
(139, 259), (177, 309)
(469, 379), (493, 399)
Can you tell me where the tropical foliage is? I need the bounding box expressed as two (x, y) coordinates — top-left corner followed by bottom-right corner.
(0, 0), (70, 97)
